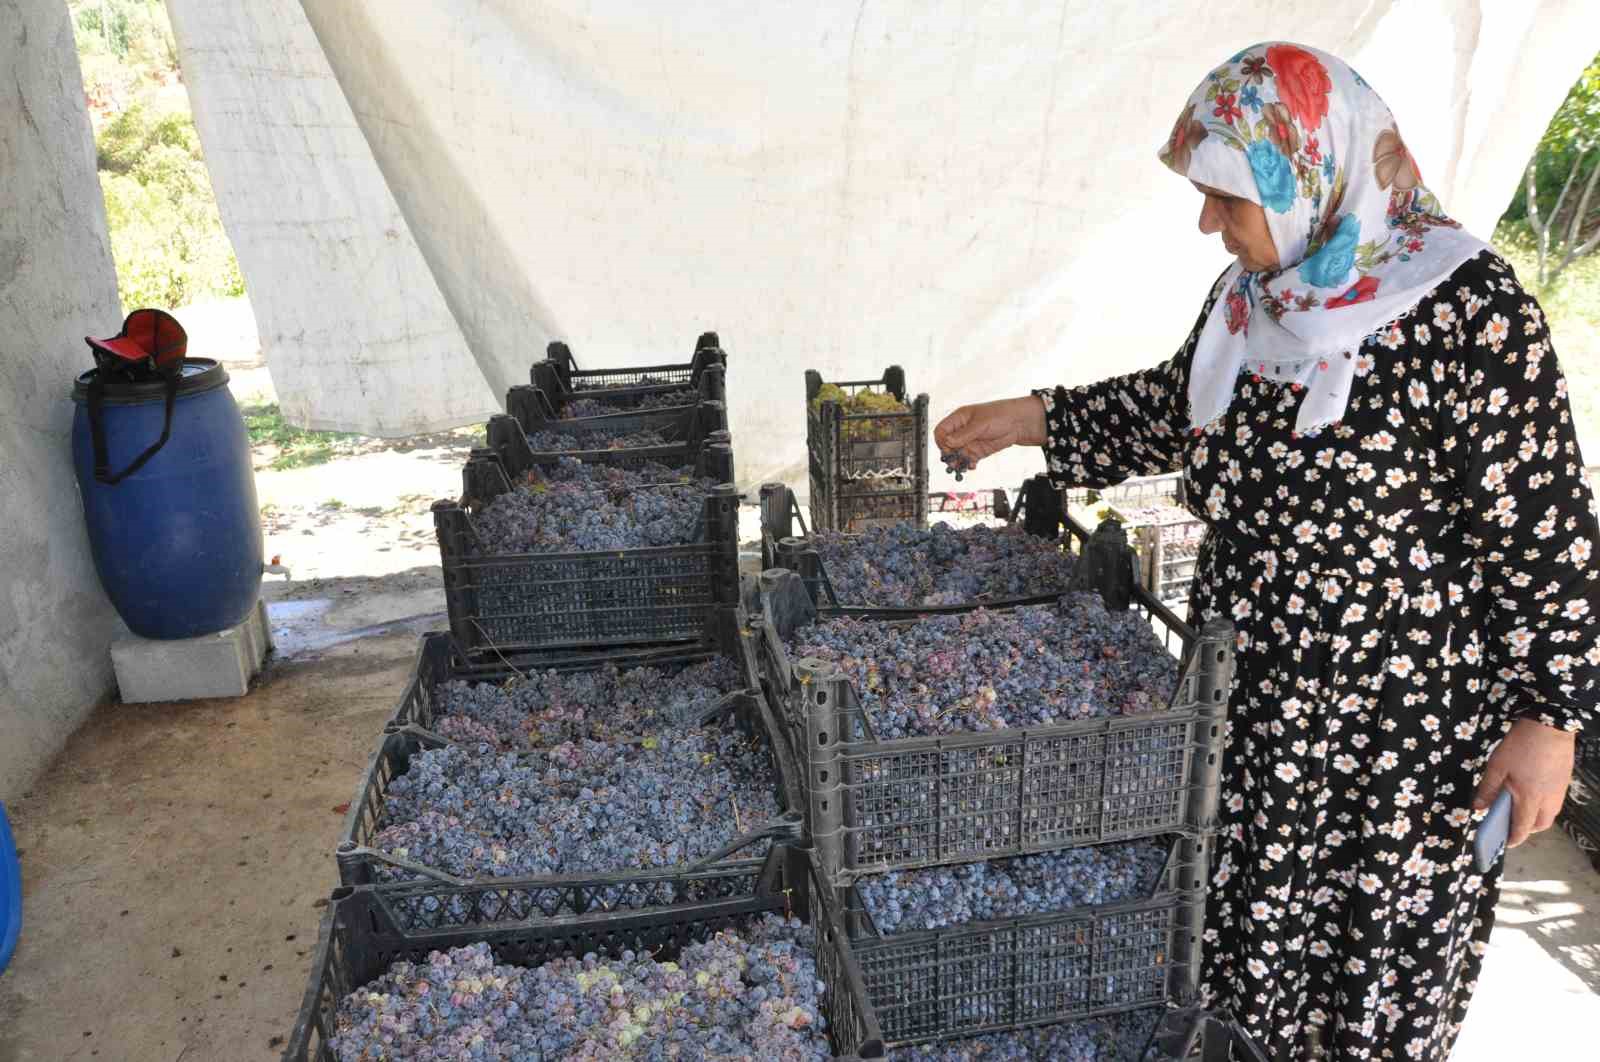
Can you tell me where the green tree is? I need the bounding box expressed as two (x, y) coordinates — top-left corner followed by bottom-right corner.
(69, 0), (245, 312)
(1521, 51), (1600, 286)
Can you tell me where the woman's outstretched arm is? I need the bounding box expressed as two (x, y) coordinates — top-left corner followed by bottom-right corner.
(935, 273), (1225, 489)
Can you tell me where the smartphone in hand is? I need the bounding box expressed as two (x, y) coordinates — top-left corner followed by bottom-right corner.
(1473, 789), (1513, 874)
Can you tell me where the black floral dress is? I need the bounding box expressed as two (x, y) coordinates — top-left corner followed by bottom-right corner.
(1037, 251), (1600, 1061)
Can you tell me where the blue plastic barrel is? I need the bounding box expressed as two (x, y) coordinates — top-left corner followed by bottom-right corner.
(71, 358), (263, 639)
(0, 800), (18, 975)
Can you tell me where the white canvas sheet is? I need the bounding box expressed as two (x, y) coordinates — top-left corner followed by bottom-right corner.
(173, 1), (1596, 489)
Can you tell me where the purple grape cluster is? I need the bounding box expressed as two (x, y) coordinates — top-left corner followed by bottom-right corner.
(857, 840), (1169, 935)
(561, 389), (697, 418)
(431, 657), (741, 750)
(330, 915), (830, 1061)
(786, 594), (1176, 738)
(527, 424), (672, 451)
(372, 716), (780, 879)
(889, 1006), (1163, 1060)
(472, 458), (714, 554)
(939, 449), (974, 482)
(809, 523), (1077, 606)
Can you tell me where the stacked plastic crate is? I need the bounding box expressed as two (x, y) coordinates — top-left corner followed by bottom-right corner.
(744, 484), (1247, 1055)
(432, 334), (741, 656)
(1561, 735), (1600, 874)
(806, 365), (931, 532)
(282, 340), (1267, 1060)
(1063, 473), (1206, 609)
(285, 334), (809, 1060)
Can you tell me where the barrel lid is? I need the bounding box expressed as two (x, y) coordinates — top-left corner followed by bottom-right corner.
(71, 358), (230, 404)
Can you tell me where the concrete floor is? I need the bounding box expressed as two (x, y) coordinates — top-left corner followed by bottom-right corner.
(1, 566), (1598, 1060)
(0, 582), (440, 1062)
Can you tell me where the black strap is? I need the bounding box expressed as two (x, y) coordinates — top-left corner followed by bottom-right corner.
(88, 370), (180, 485)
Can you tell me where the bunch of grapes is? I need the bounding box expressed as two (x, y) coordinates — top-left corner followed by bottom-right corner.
(810, 383), (910, 443)
(473, 457), (714, 554)
(527, 424), (672, 451)
(889, 1007), (1164, 1060)
(808, 523), (1076, 606)
(372, 714), (780, 880)
(786, 594), (1176, 739)
(431, 657), (741, 750)
(856, 840), (1169, 934)
(330, 915), (830, 1061)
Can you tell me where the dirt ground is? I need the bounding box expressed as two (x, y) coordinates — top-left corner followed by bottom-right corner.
(1, 352), (1597, 1059)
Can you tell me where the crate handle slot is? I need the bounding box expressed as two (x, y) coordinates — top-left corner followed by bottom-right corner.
(682, 810), (806, 871)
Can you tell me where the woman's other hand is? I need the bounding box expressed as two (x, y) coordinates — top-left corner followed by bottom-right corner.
(934, 396), (1048, 468)
(1473, 719), (1577, 848)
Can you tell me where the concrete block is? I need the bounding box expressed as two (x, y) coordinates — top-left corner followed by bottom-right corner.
(111, 601), (272, 704)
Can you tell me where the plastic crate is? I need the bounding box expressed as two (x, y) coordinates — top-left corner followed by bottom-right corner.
(748, 558), (1234, 885)
(806, 366), (931, 533)
(431, 427), (740, 656)
(1579, 734), (1600, 775)
(827, 833), (1211, 1047)
(516, 360), (725, 420)
(1560, 762), (1600, 875)
(544, 332), (726, 392)
(498, 396), (731, 470)
(1053, 473), (1205, 610)
(336, 618), (804, 888)
(281, 846), (891, 1062)
(284, 846), (1231, 1062)
(758, 481), (1069, 613)
(383, 628), (754, 733)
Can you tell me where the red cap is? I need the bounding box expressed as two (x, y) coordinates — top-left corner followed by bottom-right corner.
(86, 308), (187, 369)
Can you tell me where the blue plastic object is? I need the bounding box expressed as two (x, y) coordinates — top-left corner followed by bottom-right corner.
(0, 801), (19, 975)
(71, 359), (262, 639)
(1475, 789), (1513, 873)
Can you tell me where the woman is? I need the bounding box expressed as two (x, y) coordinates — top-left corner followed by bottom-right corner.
(937, 43), (1596, 1060)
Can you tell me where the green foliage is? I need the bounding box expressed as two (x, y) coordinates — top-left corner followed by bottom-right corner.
(242, 404), (356, 471)
(1504, 50), (1600, 224)
(70, 1), (244, 313)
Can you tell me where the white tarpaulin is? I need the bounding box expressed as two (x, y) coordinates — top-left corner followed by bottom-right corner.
(171, 1), (1597, 490)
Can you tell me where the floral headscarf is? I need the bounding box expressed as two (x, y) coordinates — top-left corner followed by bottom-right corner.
(1160, 42), (1490, 434)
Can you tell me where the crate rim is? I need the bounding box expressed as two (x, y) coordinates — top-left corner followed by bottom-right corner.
(749, 566), (1233, 883)
(760, 480), (1075, 616)
(840, 831), (1203, 944)
(282, 846), (893, 1062)
(339, 611), (808, 888)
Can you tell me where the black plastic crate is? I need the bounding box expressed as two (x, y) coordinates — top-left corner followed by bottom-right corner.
(826, 833), (1211, 1048)
(544, 332), (726, 392)
(1560, 762), (1600, 875)
(284, 846), (1238, 1062)
(758, 481), (1070, 614)
(1579, 733), (1600, 775)
(383, 628), (751, 733)
(1015, 475), (1197, 660)
(498, 396), (731, 470)
(432, 425), (740, 655)
(748, 544), (1234, 884)
(336, 620), (804, 888)
(282, 846), (887, 1061)
(806, 366), (931, 532)
(344, 703), (806, 895)
(515, 361), (725, 421)
(1041, 472), (1205, 609)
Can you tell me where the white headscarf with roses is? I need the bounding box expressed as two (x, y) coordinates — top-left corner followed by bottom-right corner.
(1159, 42), (1491, 435)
